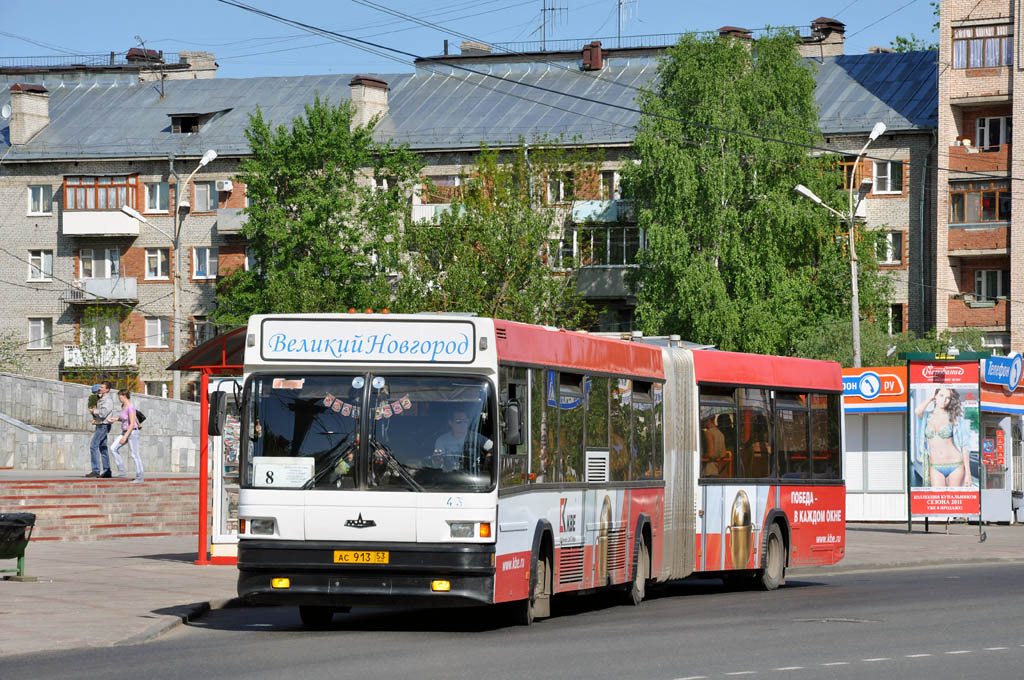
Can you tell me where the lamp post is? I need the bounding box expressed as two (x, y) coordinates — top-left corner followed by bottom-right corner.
(121, 149), (216, 398)
(793, 124), (884, 368)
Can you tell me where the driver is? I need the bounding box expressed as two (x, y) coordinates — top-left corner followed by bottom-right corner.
(431, 408), (493, 473)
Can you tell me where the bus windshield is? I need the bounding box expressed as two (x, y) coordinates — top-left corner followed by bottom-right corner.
(243, 373), (496, 493)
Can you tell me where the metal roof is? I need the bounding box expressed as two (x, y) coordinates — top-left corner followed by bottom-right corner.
(0, 50), (936, 161)
(813, 50), (938, 134)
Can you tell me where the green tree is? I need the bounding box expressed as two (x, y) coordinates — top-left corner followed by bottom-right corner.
(795, 321), (986, 367)
(0, 330), (24, 373)
(211, 95), (422, 326)
(394, 141), (594, 328)
(624, 29), (890, 357)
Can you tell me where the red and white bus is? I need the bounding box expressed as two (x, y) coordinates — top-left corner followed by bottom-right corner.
(225, 314), (844, 626)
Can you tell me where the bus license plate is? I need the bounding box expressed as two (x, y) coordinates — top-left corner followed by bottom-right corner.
(334, 550), (389, 564)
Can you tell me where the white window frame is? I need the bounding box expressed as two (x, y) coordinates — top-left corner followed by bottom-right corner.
(887, 304), (904, 335)
(975, 269), (1008, 301)
(28, 250), (53, 281)
(194, 181), (218, 212)
(145, 182), (170, 213)
(80, 248), (120, 279)
(877, 231), (903, 265)
(600, 170), (620, 200)
(83, 317), (120, 345)
(873, 161), (903, 194)
(28, 185), (53, 215)
(145, 248), (170, 280)
(976, 116), (1011, 150)
(145, 316), (170, 348)
(193, 246), (219, 280)
(145, 381), (170, 398)
(547, 172), (574, 204)
(28, 318), (52, 350)
(193, 316), (215, 346)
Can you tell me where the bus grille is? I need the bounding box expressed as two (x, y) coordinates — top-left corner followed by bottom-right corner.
(557, 545), (585, 583)
(607, 528), (627, 572)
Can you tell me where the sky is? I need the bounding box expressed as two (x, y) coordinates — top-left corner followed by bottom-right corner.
(3, 0), (938, 79)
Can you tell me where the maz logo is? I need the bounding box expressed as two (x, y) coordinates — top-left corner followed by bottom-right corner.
(345, 513), (376, 529)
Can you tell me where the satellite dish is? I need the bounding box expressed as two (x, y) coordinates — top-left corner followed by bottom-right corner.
(0, 103), (11, 120)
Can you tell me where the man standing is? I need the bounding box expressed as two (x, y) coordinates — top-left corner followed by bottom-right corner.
(87, 382), (116, 478)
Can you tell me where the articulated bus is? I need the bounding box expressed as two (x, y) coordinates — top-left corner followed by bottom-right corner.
(224, 314), (845, 626)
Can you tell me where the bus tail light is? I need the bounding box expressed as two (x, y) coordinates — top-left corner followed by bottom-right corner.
(479, 522), (491, 538)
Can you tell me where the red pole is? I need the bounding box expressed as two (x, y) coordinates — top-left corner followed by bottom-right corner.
(195, 369), (211, 565)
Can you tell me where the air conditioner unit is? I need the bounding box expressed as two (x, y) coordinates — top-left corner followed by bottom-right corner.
(215, 180), (233, 193)
(854, 199), (867, 219)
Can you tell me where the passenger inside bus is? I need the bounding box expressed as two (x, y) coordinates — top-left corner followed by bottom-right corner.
(430, 407), (494, 474)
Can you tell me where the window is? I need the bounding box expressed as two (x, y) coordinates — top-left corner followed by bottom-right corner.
(877, 231), (903, 265)
(146, 248), (169, 279)
(838, 155), (865, 190)
(700, 386), (737, 479)
(28, 250), (53, 281)
(28, 318), (51, 350)
(64, 176), (137, 211)
(244, 246), (257, 272)
(193, 246), (218, 279)
(977, 116), (1011, 151)
(171, 115), (199, 134)
(420, 175), (460, 203)
(953, 25), (1013, 69)
(562, 225), (643, 267)
(145, 316), (170, 348)
(950, 181), (1011, 224)
(193, 316), (215, 346)
(28, 185), (52, 215)
(600, 170), (619, 199)
(145, 381), (170, 398)
(873, 160), (903, 193)
(194, 181), (218, 212)
(975, 269), (1010, 301)
(83, 316), (120, 345)
(888, 304), (904, 334)
(547, 172), (574, 204)
(79, 248), (120, 279)
(146, 182), (170, 212)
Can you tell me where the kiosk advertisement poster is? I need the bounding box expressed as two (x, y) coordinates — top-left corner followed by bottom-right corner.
(908, 361), (980, 516)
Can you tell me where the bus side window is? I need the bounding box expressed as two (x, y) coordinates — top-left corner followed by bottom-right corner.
(632, 381), (654, 479)
(699, 386), (736, 479)
(776, 392), (809, 479)
(530, 368), (549, 483)
(587, 376), (611, 478)
(499, 366), (528, 487)
(739, 388), (773, 479)
(610, 379), (632, 481)
(811, 393), (842, 480)
(559, 372), (585, 482)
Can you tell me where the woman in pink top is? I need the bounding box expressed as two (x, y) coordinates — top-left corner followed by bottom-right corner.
(109, 389), (144, 483)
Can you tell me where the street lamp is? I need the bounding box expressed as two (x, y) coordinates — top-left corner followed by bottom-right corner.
(121, 148), (216, 398)
(794, 122), (885, 369)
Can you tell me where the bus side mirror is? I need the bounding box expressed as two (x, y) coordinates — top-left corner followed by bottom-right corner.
(504, 399), (522, 448)
(209, 391), (227, 437)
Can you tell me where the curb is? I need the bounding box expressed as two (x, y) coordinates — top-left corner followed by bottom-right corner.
(789, 556), (1021, 579)
(115, 597), (243, 647)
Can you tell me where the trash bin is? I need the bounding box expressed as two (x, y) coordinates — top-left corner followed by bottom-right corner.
(0, 512), (36, 581)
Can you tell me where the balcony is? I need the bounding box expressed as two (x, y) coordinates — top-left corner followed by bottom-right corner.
(948, 143), (1009, 174)
(61, 278), (138, 305)
(571, 199), (636, 224)
(216, 207), (247, 235)
(947, 296), (1010, 329)
(63, 210), (140, 237)
(411, 203), (455, 224)
(63, 343), (138, 368)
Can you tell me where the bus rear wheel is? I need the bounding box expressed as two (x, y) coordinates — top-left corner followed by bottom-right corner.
(624, 540), (649, 606)
(298, 605), (335, 628)
(757, 524), (786, 591)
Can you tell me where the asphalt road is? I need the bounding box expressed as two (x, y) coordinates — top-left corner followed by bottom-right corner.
(8, 563), (1024, 680)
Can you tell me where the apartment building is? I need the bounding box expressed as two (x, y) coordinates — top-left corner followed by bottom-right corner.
(937, 0), (1018, 354)
(0, 23), (936, 396)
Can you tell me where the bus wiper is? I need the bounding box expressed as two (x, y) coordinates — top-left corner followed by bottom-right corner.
(370, 437), (424, 492)
(302, 434), (354, 489)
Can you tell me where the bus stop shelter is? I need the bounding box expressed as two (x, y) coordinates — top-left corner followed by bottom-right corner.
(167, 326), (245, 565)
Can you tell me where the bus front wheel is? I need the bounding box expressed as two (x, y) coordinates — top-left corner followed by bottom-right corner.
(515, 554), (551, 626)
(757, 524), (786, 591)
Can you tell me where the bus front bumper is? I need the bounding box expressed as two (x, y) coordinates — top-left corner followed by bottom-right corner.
(237, 539), (496, 609)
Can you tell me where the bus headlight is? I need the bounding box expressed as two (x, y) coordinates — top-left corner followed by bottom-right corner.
(250, 518), (276, 535)
(449, 522), (474, 538)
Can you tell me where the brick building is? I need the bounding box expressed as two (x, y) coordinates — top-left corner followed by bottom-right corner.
(0, 23), (938, 397)
(937, 0), (1018, 353)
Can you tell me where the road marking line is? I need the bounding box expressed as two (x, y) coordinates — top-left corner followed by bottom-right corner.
(863, 658), (890, 662)
(946, 651), (971, 655)
(673, 676), (707, 680)
(820, 662), (849, 666)
(985, 647), (1008, 651)
(724, 673), (756, 676)
(905, 654), (932, 658)
(774, 667), (804, 671)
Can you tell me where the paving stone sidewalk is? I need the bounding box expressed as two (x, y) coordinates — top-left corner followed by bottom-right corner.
(2, 522), (1021, 657)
